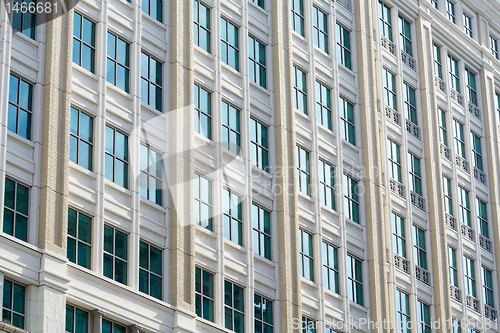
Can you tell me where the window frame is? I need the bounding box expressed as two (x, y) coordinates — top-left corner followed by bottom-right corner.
(220, 17), (240, 71)
(3, 177), (29, 242)
(417, 300), (431, 333)
(483, 266), (494, 308)
(408, 152), (422, 196)
(399, 16), (412, 56)
(336, 22), (351, 70)
(448, 246), (458, 287)
(300, 229), (314, 281)
(248, 35), (267, 88)
(396, 289), (411, 333)
(102, 318), (127, 333)
(347, 254), (363, 306)
(12, 0), (36, 39)
(439, 109), (448, 146)
(70, 106), (94, 171)
(315, 81), (332, 130)
(458, 186), (471, 227)
(2, 279), (26, 329)
(463, 255), (476, 297)
(313, 6), (328, 53)
(392, 212), (406, 258)
(433, 43), (443, 79)
(195, 267), (215, 322)
(443, 175), (453, 215)
(339, 96), (355, 145)
(105, 125), (129, 189)
(318, 159), (335, 210)
(194, 83), (212, 139)
(224, 280), (245, 333)
(379, 1), (393, 41)
(254, 294), (273, 332)
(67, 207), (92, 269)
(403, 82), (417, 125)
(453, 119), (465, 158)
(140, 144), (163, 206)
(139, 240), (163, 300)
(140, 52), (163, 112)
(297, 146), (311, 196)
(223, 188), (243, 246)
(193, 0), (211, 53)
(291, 0), (305, 36)
(65, 304), (90, 333)
(322, 241), (339, 293)
(477, 198), (488, 239)
(465, 67), (477, 106)
(383, 68), (397, 110)
(490, 35), (499, 60)
(103, 224), (128, 285)
(194, 173), (213, 231)
(343, 174), (360, 224)
(471, 132), (482, 171)
(413, 225), (427, 270)
(106, 32), (130, 93)
(250, 118), (269, 172)
(73, 12), (96, 73)
(448, 55), (460, 93)
(387, 139), (402, 182)
(293, 65), (308, 114)
(221, 101), (241, 156)
(447, 0), (455, 23)
(463, 12), (473, 38)
(252, 203), (271, 260)
(8, 74), (33, 140)
(142, 0), (162, 22)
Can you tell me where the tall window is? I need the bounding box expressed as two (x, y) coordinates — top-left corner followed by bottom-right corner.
(254, 294), (273, 332)
(483, 267), (494, 308)
(396, 290), (411, 333)
(103, 225), (128, 285)
(463, 256), (476, 297)
(393, 213), (406, 258)
(458, 187), (470, 227)
(224, 281), (244, 333)
(294, 66), (308, 114)
(302, 317), (317, 333)
(443, 176), (453, 215)
(139, 241), (162, 300)
(221, 101), (241, 155)
(316, 81), (332, 130)
(194, 84), (212, 139)
(340, 96), (355, 145)
(193, 0), (211, 53)
(252, 204), (271, 260)
(399, 16), (412, 56)
(337, 23), (351, 70)
(413, 226), (427, 270)
(471, 132), (482, 171)
(102, 319), (126, 333)
(3, 178), (29, 242)
(448, 55), (460, 93)
(141, 53), (162, 112)
(67, 208), (92, 269)
(448, 247), (458, 287)
(140, 145), (162, 205)
(8, 75), (32, 140)
(195, 267), (214, 322)
(2, 279), (25, 329)
(453, 119), (465, 158)
(383, 68), (397, 110)
(477, 198), (488, 238)
(250, 118), (269, 172)
(300, 230), (314, 281)
(248, 36), (266, 88)
(221, 18), (239, 71)
(491, 35), (499, 60)
(379, 1), (392, 41)
(318, 160), (335, 210)
(223, 189), (243, 246)
(465, 68), (477, 106)
(105, 126), (129, 189)
(417, 301), (431, 333)
(313, 7), (328, 53)
(403, 83), (417, 125)
(463, 13), (472, 37)
(194, 174), (213, 230)
(291, 0), (305, 36)
(347, 254), (363, 306)
(323, 242), (339, 293)
(408, 153), (422, 196)
(142, 0), (162, 22)
(439, 109), (448, 146)
(12, 0), (35, 39)
(433, 43), (443, 79)
(387, 139), (402, 182)
(65, 304), (89, 333)
(107, 32), (130, 93)
(73, 13), (96, 73)
(70, 107), (93, 171)
(297, 146), (311, 196)
(447, 1), (455, 23)
(344, 175), (360, 223)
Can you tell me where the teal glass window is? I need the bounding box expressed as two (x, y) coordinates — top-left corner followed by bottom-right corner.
(12, 0), (35, 39)
(142, 0), (162, 22)
(221, 18), (239, 71)
(193, 0), (211, 53)
(8, 74), (32, 140)
(340, 96), (355, 145)
(344, 174), (359, 223)
(439, 109), (447, 146)
(347, 254), (363, 305)
(139, 241), (163, 300)
(393, 213), (406, 258)
(379, 1), (392, 41)
(70, 107), (93, 171)
(463, 13), (472, 37)
(483, 267), (494, 307)
(313, 7), (328, 53)
(417, 301), (431, 333)
(477, 198), (488, 239)
(224, 281), (244, 333)
(447, 1), (455, 23)
(194, 173), (213, 230)
(248, 36), (266, 88)
(302, 316), (316, 333)
(443, 176), (453, 216)
(195, 267), (214, 322)
(491, 35), (499, 60)
(448, 247), (458, 287)
(300, 230), (314, 281)
(434, 44), (442, 79)
(3, 178), (29, 242)
(403, 83), (417, 125)
(140, 144), (162, 205)
(319, 159), (335, 210)
(383, 68), (397, 110)
(458, 186), (470, 227)
(463, 256), (476, 297)
(105, 126), (129, 189)
(141, 52), (163, 112)
(465, 68), (477, 106)
(316, 81), (331, 130)
(413, 226), (427, 270)
(322, 241), (339, 293)
(396, 290), (410, 333)
(453, 119), (465, 158)
(448, 55), (460, 93)
(2, 279), (25, 329)
(252, 204), (271, 260)
(254, 294), (273, 332)
(102, 319), (126, 333)
(399, 16), (412, 56)
(103, 225), (128, 285)
(471, 132), (482, 171)
(250, 118), (269, 172)
(107, 32), (130, 93)
(291, 0), (305, 36)
(296, 146), (310, 196)
(337, 23), (351, 69)
(223, 189), (243, 246)
(408, 153), (422, 196)
(65, 304), (89, 333)
(67, 208), (92, 269)
(73, 13), (96, 73)
(194, 84), (212, 139)
(251, 0), (264, 9)
(293, 66), (308, 114)
(222, 101), (241, 155)
(387, 139), (402, 182)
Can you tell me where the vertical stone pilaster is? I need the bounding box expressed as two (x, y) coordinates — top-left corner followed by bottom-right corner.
(91, 310), (105, 333)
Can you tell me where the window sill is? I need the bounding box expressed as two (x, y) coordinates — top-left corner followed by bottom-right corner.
(222, 148), (244, 163)
(104, 179), (132, 196)
(194, 44), (214, 60)
(249, 80), (269, 95)
(140, 101), (164, 116)
(349, 300), (367, 311)
(248, 0), (267, 15)
(346, 218), (363, 230)
(342, 139), (358, 152)
(194, 132), (213, 145)
(291, 30), (307, 43)
(220, 62), (242, 78)
(251, 164), (272, 179)
(105, 82), (132, 100)
(300, 277), (318, 288)
(12, 30), (38, 46)
(297, 191), (313, 203)
(195, 223), (216, 237)
(253, 252), (275, 267)
(223, 237), (246, 254)
(69, 161), (97, 179)
(323, 287), (342, 300)
(7, 131), (35, 148)
(140, 196), (166, 215)
(72, 62), (98, 80)
(0, 233), (41, 260)
(0, 320), (30, 333)
(294, 108), (310, 120)
(313, 46), (331, 59)
(141, 12), (166, 30)
(338, 62), (354, 74)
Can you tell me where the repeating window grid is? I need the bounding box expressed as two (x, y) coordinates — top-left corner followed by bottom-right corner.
(465, 68), (477, 106)
(491, 35), (499, 60)
(392, 213), (406, 258)
(142, 0), (162, 22)
(396, 290), (411, 333)
(387, 139), (402, 182)
(70, 107), (93, 171)
(297, 146), (311, 196)
(105, 126), (129, 189)
(12, 0), (35, 39)
(463, 256), (476, 297)
(343, 174), (360, 224)
(248, 36), (266, 88)
(447, 0), (455, 23)
(250, 118), (269, 172)
(483, 267), (494, 307)
(340, 96), (355, 145)
(434, 44), (443, 79)
(250, 0), (264, 9)
(322, 241), (339, 293)
(291, 0), (305, 36)
(140, 145), (163, 206)
(223, 189), (243, 246)
(408, 153), (422, 196)
(141, 52), (163, 112)
(417, 301), (431, 333)
(106, 32), (130, 93)
(195, 267), (215, 322)
(252, 204), (271, 260)
(220, 18), (239, 71)
(67, 208), (92, 269)
(458, 187), (471, 227)
(294, 66), (308, 114)
(477, 198), (488, 239)
(403, 83), (417, 125)
(448, 55), (460, 93)
(221, 101), (241, 156)
(302, 316), (317, 333)
(194, 173), (213, 230)
(313, 7), (328, 53)
(383, 68), (397, 110)
(193, 0), (211, 53)
(254, 294), (273, 332)
(399, 16), (412, 56)
(337, 23), (351, 70)
(3, 178), (29, 242)
(103, 225), (128, 285)
(453, 120), (465, 158)
(463, 13), (472, 37)
(316, 81), (332, 130)
(139, 241), (163, 300)
(413, 226), (427, 270)
(224, 281), (245, 333)
(347, 254), (363, 306)
(102, 319), (126, 333)
(65, 304), (89, 333)
(2, 279), (25, 329)
(300, 230), (314, 281)
(379, 1), (393, 41)
(73, 13), (96, 73)
(448, 247), (458, 287)
(471, 132), (482, 171)
(443, 176), (453, 215)
(318, 160), (335, 210)
(8, 75), (33, 140)
(194, 84), (212, 139)
(439, 109), (448, 146)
